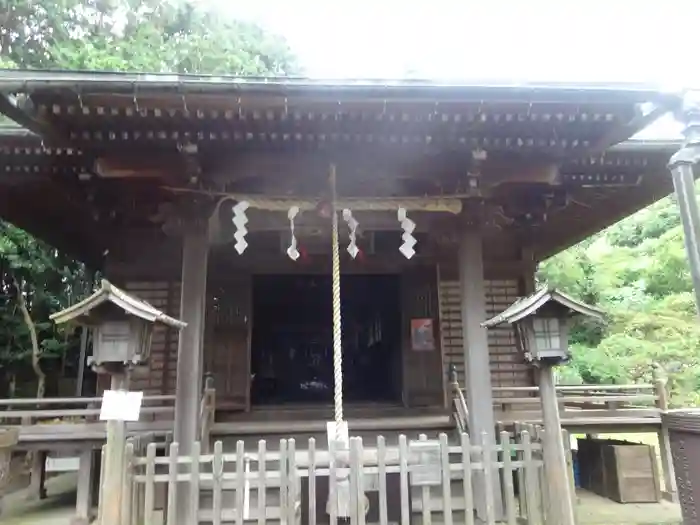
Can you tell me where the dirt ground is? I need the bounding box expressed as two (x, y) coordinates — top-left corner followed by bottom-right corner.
(575, 490), (681, 525)
(2, 485), (682, 525)
(2, 472), (82, 525)
(0, 458), (682, 525)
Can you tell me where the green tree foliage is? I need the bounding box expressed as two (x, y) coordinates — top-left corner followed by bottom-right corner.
(0, 0), (300, 75)
(0, 0), (300, 396)
(0, 222), (93, 396)
(539, 188), (700, 407)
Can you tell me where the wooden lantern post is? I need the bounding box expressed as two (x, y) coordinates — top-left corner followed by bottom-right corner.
(483, 287), (604, 525)
(50, 280), (186, 525)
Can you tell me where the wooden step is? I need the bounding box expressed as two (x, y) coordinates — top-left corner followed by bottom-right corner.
(212, 414), (453, 436)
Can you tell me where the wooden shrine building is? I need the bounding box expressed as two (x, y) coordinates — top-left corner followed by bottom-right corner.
(0, 71), (688, 453)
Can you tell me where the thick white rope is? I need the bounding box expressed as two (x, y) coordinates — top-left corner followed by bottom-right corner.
(330, 164), (344, 439)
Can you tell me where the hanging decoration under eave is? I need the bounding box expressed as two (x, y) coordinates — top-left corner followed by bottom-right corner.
(342, 209), (359, 259)
(398, 207), (417, 259)
(232, 201), (249, 254)
(287, 206), (300, 261)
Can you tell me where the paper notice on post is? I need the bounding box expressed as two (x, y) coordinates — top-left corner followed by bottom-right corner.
(100, 390), (143, 422)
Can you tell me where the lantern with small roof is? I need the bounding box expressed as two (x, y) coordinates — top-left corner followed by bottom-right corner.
(50, 279), (186, 374)
(482, 286), (604, 366)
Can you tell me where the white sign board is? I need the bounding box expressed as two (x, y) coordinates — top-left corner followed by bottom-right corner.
(100, 390), (143, 422)
(409, 440), (442, 486)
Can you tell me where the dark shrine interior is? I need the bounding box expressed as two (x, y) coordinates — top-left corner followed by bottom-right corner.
(251, 274), (402, 405)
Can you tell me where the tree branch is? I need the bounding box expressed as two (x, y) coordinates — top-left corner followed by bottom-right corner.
(11, 277), (45, 399)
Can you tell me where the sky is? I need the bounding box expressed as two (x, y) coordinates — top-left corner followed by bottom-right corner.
(213, 0), (698, 139)
(219, 0), (700, 86)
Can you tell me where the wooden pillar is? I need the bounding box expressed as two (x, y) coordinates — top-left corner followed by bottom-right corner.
(539, 364), (575, 525)
(101, 372), (128, 525)
(174, 228), (209, 447)
(458, 227), (503, 517)
(173, 227), (209, 525)
(655, 378), (678, 501)
(27, 451), (46, 500)
(90, 449), (102, 514)
(71, 448), (96, 525)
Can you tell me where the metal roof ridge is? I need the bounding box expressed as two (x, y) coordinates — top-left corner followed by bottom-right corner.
(0, 68), (680, 99)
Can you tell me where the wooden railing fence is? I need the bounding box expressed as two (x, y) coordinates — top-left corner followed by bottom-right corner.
(116, 430), (550, 525)
(449, 366), (469, 434)
(488, 382), (667, 423)
(0, 395), (177, 425)
(500, 422), (578, 525)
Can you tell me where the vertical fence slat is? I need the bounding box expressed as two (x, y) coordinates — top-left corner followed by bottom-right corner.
(309, 437), (317, 525)
(377, 436), (388, 525)
(357, 437), (365, 525)
(213, 441), (224, 525)
(398, 434), (410, 525)
(562, 429), (577, 523)
(122, 441), (134, 525)
(461, 433), (474, 525)
(235, 440), (245, 525)
(279, 439), (288, 525)
(521, 431), (542, 525)
(418, 434), (431, 525)
(500, 431), (516, 525)
(287, 438), (297, 525)
(481, 431), (496, 525)
(349, 437), (360, 525)
(166, 442), (179, 525)
(190, 441), (201, 525)
(439, 433), (453, 525)
(144, 443), (157, 525)
(329, 439), (338, 525)
(97, 445), (107, 525)
(257, 440), (266, 525)
(530, 425), (548, 524)
(514, 424), (527, 518)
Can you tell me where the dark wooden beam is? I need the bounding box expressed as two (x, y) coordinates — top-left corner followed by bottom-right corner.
(94, 154), (190, 180)
(527, 172), (678, 261)
(0, 94), (69, 145)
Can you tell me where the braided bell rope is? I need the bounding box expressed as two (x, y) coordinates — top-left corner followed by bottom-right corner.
(329, 164), (344, 440)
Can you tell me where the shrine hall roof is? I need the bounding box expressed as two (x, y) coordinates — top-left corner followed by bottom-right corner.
(0, 69), (674, 99)
(0, 70), (690, 267)
(0, 69), (682, 158)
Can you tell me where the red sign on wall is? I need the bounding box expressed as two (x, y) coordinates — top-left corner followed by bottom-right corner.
(410, 318), (435, 352)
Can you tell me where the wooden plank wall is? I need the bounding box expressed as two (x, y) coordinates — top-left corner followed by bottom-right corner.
(401, 266), (444, 407)
(126, 280), (182, 395)
(205, 276), (251, 411)
(439, 277), (532, 389)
